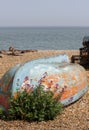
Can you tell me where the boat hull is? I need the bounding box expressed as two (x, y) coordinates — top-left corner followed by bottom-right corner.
(0, 55), (88, 110)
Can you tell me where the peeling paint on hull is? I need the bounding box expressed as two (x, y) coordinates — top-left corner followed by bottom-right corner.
(0, 55), (88, 110)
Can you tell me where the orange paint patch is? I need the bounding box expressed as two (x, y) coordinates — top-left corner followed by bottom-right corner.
(60, 80), (87, 101)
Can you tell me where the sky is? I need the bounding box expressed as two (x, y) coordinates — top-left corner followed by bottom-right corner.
(0, 0), (89, 27)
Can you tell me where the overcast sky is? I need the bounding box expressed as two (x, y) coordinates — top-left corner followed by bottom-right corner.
(0, 0), (89, 27)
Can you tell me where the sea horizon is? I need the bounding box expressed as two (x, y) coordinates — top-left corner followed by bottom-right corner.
(0, 26), (89, 50)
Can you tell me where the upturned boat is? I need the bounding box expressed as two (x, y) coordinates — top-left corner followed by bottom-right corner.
(0, 54), (88, 111)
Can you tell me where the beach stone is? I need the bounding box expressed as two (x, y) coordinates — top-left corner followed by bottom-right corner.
(0, 54), (4, 58)
(0, 55), (88, 111)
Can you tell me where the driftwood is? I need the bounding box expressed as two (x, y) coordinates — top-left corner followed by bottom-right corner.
(0, 47), (38, 57)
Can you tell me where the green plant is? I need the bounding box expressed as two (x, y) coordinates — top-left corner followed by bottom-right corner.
(0, 108), (3, 117)
(0, 85), (63, 121)
(0, 107), (7, 120)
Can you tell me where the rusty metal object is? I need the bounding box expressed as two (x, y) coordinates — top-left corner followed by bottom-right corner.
(71, 36), (89, 67)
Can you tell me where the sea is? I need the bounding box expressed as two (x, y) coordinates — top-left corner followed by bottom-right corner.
(0, 26), (89, 50)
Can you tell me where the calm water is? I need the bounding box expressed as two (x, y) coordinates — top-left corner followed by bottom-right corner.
(0, 27), (89, 50)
